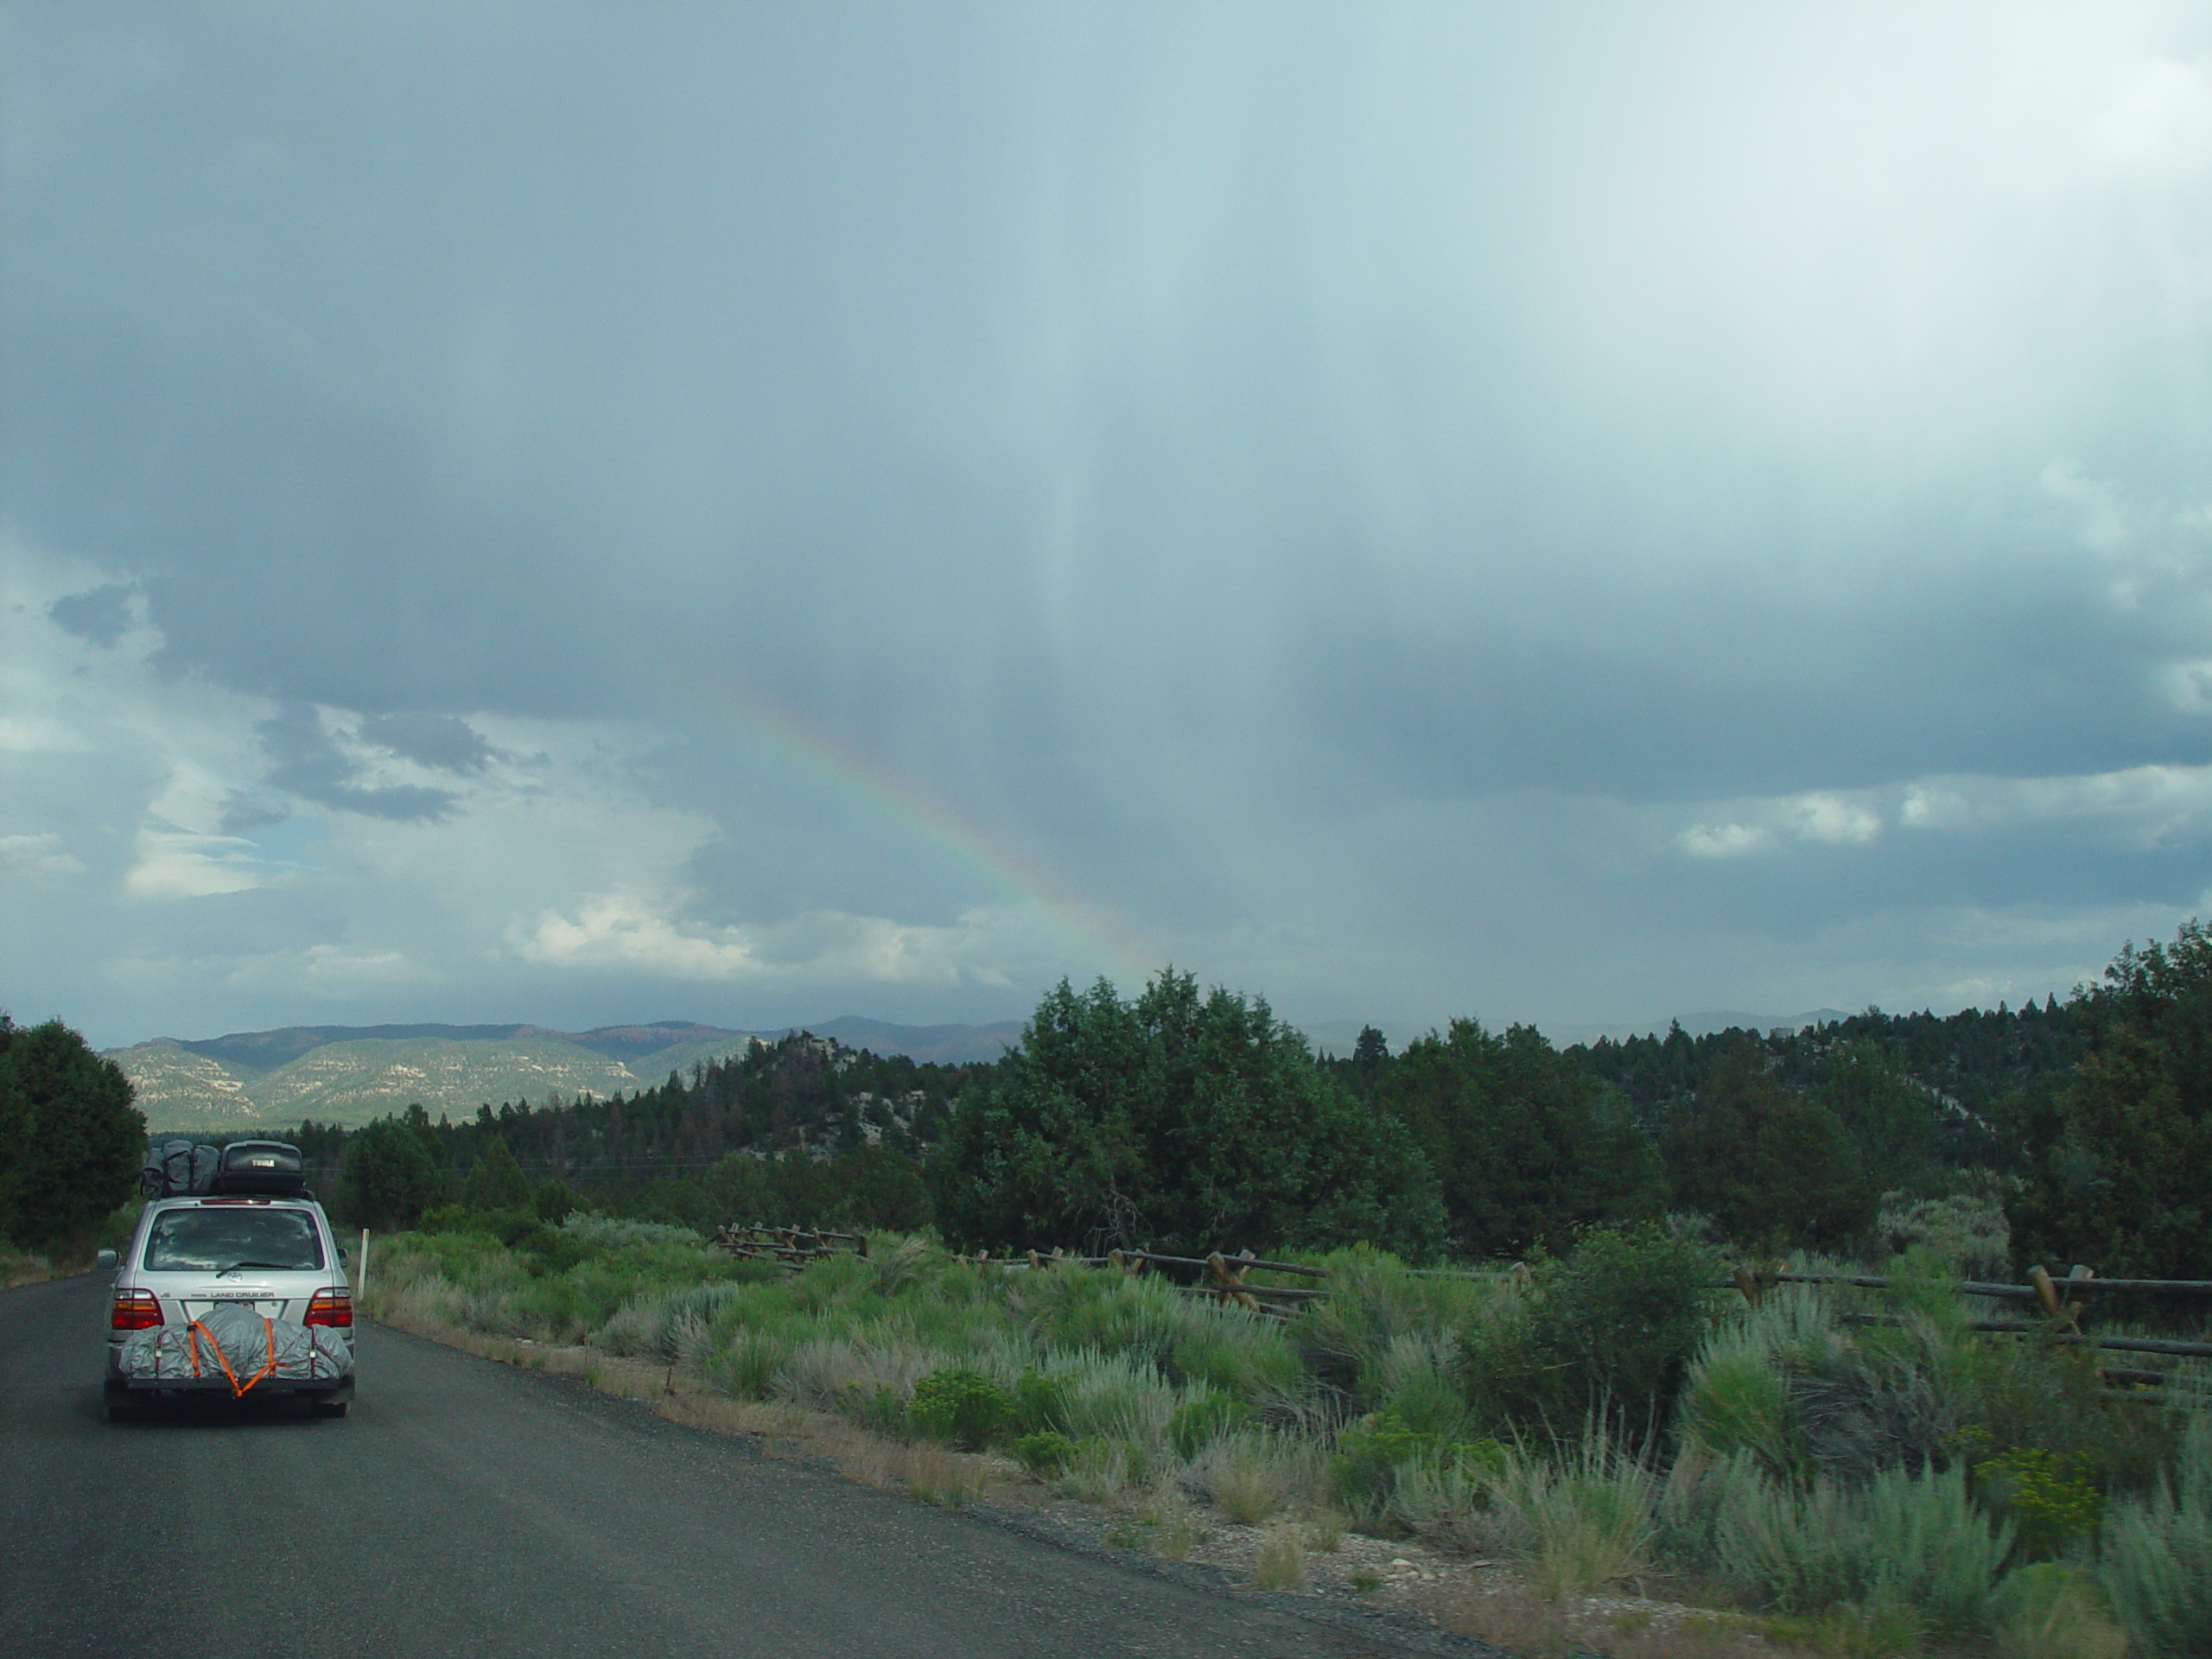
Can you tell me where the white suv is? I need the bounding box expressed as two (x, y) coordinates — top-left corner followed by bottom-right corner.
(103, 1195), (357, 1421)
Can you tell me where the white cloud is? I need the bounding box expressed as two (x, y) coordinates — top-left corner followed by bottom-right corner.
(301, 945), (419, 986)
(2039, 461), (2212, 612)
(124, 831), (270, 900)
(1892, 761), (2212, 848)
(1681, 763), (2212, 860)
(1787, 792), (1882, 844)
(0, 715), (82, 753)
(2155, 658), (2212, 715)
(512, 892), (1024, 989)
(1900, 785), (1969, 830)
(2042, 458), (2133, 556)
(0, 833), (86, 877)
(1671, 791), (1879, 858)
(124, 765), (282, 899)
(1676, 823), (1771, 859)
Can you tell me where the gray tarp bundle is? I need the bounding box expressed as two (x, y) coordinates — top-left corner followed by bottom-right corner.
(118, 1303), (353, 1394)
(140, 1141), (219, 1199)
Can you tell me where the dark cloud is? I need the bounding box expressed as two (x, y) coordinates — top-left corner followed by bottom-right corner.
(47, 584), (136, 646)
(218, 791), (294, 834)
(5, 5), (2211, 1043)
(360, 713), (496, 775)
(257, 704), (456, 823)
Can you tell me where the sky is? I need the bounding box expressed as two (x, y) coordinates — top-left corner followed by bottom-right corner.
(5, 3), (2212, 1051)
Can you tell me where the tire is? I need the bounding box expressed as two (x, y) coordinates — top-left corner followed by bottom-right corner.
(311, 1398), (349, 1419)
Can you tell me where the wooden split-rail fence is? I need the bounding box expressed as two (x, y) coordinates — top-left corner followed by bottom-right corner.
(709, 1227), (2212, 1401)
(709, 1224), (869, 1268)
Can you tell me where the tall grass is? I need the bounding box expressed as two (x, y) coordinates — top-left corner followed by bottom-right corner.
(2098, 1412), (2212, 1657)
(1712, 1459), (2012, 1634)
(364, 1217), (2211, 1646)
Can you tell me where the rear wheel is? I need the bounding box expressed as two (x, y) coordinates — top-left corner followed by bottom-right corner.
(311, 1398), (349, 1419)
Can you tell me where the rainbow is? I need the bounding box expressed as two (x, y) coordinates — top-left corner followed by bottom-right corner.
(693, 679), (1154, 987)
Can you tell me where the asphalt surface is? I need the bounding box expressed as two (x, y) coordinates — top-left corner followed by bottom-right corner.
(1, 1273), (1468, 1659)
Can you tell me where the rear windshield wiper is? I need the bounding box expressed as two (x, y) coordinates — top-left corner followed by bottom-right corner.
(216, 1260), (303, 1274)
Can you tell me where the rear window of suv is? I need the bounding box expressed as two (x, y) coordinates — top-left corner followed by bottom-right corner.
(142, 1207), (324, 1273)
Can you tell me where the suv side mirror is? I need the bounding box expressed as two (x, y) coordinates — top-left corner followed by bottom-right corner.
(94, 1248), (118, 1270)
(338, 1248), (351, 1265)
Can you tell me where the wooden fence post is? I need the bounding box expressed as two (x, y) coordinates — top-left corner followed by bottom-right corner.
(1205, 1251), (1262, 1313)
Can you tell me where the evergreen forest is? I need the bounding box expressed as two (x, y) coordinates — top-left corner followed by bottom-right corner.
(10, 919), (2212, 1288)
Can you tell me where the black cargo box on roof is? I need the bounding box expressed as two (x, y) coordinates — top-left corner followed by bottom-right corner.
(210, 1140), (307, 1196)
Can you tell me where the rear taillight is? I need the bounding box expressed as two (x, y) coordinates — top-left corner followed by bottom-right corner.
(305, 1288), (353, 1329)
(111, 1289), (163, 1331)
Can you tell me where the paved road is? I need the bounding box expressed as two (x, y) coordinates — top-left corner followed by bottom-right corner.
(2, 1274), (1465, 1659)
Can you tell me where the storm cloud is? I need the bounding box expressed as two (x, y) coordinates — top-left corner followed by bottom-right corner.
(3, 3), (2211, 1047)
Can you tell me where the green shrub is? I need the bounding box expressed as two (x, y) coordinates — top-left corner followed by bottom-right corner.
(1012, 1367), (1072, 1436)
(1294, 1249), (1498, 1406)
(1465, 1224), (1723, 1442)
(1876, 1188), (2012, 1280)
(1370, 1332), (1475, 1439)
(1199, 1430), (1325, 1525)
(533, 1179), (579, 1225)
(1384, 1454), (1493, 1554)
(559, 1212), (703, 1249)
(842, 1382), (909, 1439)
(1033, 1274), (1189, 1365)
(2098, 1414), (2212, 1658)
(712, 1329), (791, 1400)
(1012, 1430), (1076, 1477)
(1487, 1432), (1659, 1599)
(1331, 1405), (1501, 1524)
(1713, 1265), (2176, 1496)
(1716, 1461), (2011, 1635)
(1681, 1343), (1802, 1481)
(908, 1367), (1013, 1449)
(1973, 1447), (2103, 1560)
(1168, 1324), (1304, 1401)
(1332, 1405), (1439, 1518)
(1169, 1389), (1252, 1459)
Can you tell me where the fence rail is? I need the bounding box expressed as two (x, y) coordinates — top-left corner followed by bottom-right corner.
(711, 1230), (2211, 1382)
(709, 1224), (869, 1268)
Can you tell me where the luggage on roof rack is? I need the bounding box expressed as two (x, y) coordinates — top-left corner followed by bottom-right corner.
(211, 1141), (307, 1196)
(141, 1140), (219, 1199)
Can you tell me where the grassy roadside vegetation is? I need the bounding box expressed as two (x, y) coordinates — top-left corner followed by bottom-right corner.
(1, 1201), (145, 1288)
(365, 1210), (2211, 1658)
(1, 1243), (60, 1289)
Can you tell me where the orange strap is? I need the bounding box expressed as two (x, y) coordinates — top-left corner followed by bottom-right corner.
(184, 1316), (283, 1398)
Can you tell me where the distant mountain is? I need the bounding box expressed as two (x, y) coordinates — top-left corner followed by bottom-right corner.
(114, 1039), (266, 1124)
(1545, 1009), (1858, 1046)
(1296, 1020), (1428, 1058)
(802, 1016), (1022, 1065)
(563, 1022), (749, 1063)
(106, 1016), (1024, 1131)
(175, 1022), (542, 1073)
